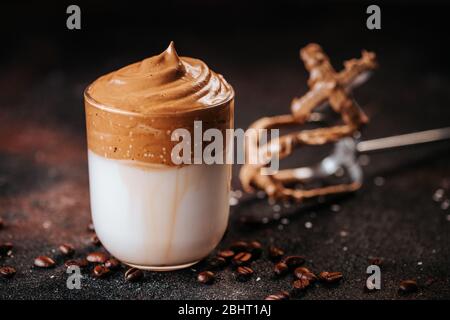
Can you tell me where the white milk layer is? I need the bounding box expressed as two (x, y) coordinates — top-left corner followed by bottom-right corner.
(88, 151), (231, 269)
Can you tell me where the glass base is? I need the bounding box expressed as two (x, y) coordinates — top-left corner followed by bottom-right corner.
(124, 260), (200, 271)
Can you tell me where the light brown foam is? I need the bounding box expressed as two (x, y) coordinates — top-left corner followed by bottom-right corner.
(87, 42), (233, 114)
(85, 42), (234, 166)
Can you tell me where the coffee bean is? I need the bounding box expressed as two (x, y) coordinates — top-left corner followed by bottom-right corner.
(93, 265), (110, 278)
(236, 266), (254, 282)
(229, 241), (249, 253)
(197, 271), (215, 284)
(64, 260), (78, 268)
(249, 241), (262, 249)
(87, 221), (95, 232)
(34, 256), (56, 268)
(232, 252), (252, 266)
(0, 266), (16, 278)
(125, 267), (144, 282)
(208, 256), (227, 270)
(369, 257), (383, 266)
(217, 249), (235, 260)
(318, 271), (343, 283)
(293, 278), (310, 290)
(268, 245), (284, 261)
(58, 244), (75, 257)
(294, 267), (317, 283)
(65, 259), (89, 269)
(264, 291), (290, 300)
(86, 252), (108, 264)
(273, 262), (289, 276)
(399, 280), (418, 294)
(0, 242), (13, 256)
(281, 255), (305, 269)
(90, 234), (101, 246)
(248, 241), (262, 259)
(104, 258), (121, 270)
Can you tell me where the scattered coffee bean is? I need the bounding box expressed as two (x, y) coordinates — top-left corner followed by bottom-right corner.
(65, 259), (89, 269)
(399, 280), (418, 294)
(58, 244), (75, 257)
(125, 267), (144, 282)
(0, 266), (16, 278)
(265, 291), (290, 300)
(248, 241), (262, 259)
(294, 267), (317, 283)
(217, 249), (235, 260)
(273, 262), (289, 276)
(86, 252), (108, 264)
(369, 257), (383, 266)
(93, 265), (110, 278)
(318, 271), (343, 283)
(90, 234), (101, 246)
(236, 266), (254, 282)
(104, 258), (121, 270)
(197, 271), (215, 284)
(232, 252), (252, 266)
(0, 242), (13, 256)
(281, 255), (305, 269)
(229, 241), (249, 253)
(34, 256), (56, 268)
(268, 245), (284, 261)
(293, 278), (310, 290)
(208, 256), (227, 269)
(87, 221), (95, 232)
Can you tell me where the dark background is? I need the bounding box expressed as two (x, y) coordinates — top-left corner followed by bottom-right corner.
(0, 0), (449, 299)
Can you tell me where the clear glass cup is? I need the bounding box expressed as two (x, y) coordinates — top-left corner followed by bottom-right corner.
(84, 88), (234, 271)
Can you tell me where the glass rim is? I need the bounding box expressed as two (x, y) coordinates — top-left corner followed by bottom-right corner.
(83, 84), (235, 118)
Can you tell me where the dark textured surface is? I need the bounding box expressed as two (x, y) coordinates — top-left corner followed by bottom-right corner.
(0, 1), (450, 299)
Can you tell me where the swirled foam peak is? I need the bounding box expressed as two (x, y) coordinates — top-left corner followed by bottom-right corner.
(87, 41), (233, 114)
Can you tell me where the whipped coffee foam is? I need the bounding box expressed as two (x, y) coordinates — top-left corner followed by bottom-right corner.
(87, 41), (233, 114)
(85, 42), (234, 166)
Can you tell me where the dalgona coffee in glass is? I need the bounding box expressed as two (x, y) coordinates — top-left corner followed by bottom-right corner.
(84, 42), (234, 270)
